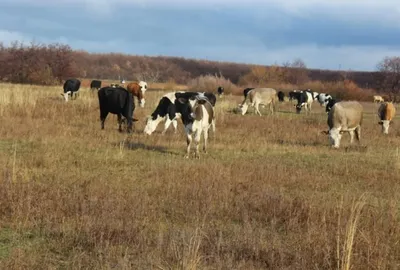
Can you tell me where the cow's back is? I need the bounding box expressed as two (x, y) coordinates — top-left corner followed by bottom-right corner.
(98, 87), (133, 114)
(250, 88), (277, 103)
(328, 101), (363, 129)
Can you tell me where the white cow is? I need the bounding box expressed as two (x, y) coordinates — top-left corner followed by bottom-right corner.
(238, 88), (277, 116)
(322, 101), (363, 148)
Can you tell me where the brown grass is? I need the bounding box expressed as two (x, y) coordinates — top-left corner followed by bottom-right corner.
(0, 83), (399, 269)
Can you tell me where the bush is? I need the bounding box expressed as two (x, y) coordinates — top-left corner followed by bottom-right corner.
(187, 74), (239, 95)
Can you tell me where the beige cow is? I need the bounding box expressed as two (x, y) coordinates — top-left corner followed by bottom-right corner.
(322, 101), (363, 148)
(373, 95), (384, 103)
(237, 88), (277, 116)
(378, 102), (396, 134)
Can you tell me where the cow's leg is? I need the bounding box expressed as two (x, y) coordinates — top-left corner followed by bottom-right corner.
(117, 114), (123, 132)
(203, 127), (209, 153)
(162, 117), (173, 135)
(185, 133), (192, 158)
(349, 130), (355, 144)
(211, 118), (216, 134)
(126, 117), (133, 133)
(194, 130), (202, 159)
(255, 102), (262, 116)
(100, 111), (109, 130)
(355, 126), (361, 143)
(172, 119), (178, 134)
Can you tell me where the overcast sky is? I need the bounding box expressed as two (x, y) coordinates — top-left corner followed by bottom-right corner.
(1, 0), (399, 71)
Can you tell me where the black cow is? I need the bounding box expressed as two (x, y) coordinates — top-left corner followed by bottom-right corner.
(98, 86), (137, 133)
(90, 80), (102, 90)
(144, 91), (216, 135)
(243, 87), (254, 98)
(62, 78), (81, 102)
(277, 91), (285, 102)
(325, 97), (339, 113)
(217, 86), (224, 97)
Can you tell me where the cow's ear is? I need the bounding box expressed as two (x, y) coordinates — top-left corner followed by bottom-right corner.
(177, 97), (187, 104)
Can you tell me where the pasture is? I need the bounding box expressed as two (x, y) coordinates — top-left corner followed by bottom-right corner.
(0, 83), (399, 269)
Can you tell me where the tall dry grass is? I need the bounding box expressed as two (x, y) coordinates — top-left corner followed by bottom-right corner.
(0, 83), (399, 269)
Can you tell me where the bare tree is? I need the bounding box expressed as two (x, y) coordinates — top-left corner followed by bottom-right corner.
(376, 56), (400, 101)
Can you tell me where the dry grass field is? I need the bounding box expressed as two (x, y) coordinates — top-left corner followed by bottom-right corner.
(0, 82), (399, 269)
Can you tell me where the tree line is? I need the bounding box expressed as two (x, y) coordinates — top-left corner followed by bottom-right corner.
(0, 41), (398, 99)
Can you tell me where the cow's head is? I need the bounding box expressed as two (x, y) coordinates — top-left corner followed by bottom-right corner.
(378, 120), (391, 134)
(139, 81), (147, 94)
(143, 115), (162, 135)
(294, 104), (303, 114)
(323, 128), (342, 148)
(237, 103), (249, 115)
(61, 91), (71, 102)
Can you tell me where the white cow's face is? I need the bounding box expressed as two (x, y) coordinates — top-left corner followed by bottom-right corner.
(139, 81), (147, 94)
(238, 103), (248, 115)
(329, 128), (342, 148)
(62, 91), (71, 102)
(380, 120), (391, 134)
(143, 115), (162, 135)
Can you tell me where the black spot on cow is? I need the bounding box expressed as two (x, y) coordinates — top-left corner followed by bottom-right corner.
(325, 98), (339, 113)
(98, 86), (137, 133)
(243, 88), (254, 98)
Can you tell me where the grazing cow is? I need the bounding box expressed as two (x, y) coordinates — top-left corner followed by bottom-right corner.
(238, 88), (277, 116)
(288, 89), (302, 101)
(322, 101), (363, 148)
(291, 91), (313, 114)
(175, 95), (215, 159)
(306, 89), (319, 101)
(217, 86), (224, 97)
(378, 102), (396, 134)
(97, 86), (136, 133)
(374, 95), (384, 103)
(316, 93), (332, 107)
(325, 98), (339, 113)
(126, 82), (146, 107)
(243, 87), (254, 98)
(62, 78), (81, 102)
(90, 80), (102, 90)
(144, 91), (216, 135)
(277, 91), (285, 102)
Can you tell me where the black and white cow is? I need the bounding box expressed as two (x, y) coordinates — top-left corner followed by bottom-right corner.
(217, 86), (224, 97)
(143, 91), (216, 135)
(98, 86), (137, 133)
(62, 78), (81, 102)
(175, 94), (215, 159)
(90, 80), (102, 90)
(325, 97), (339, 113)
(277, 91), (285, 102)
(316, 93), (333, 107)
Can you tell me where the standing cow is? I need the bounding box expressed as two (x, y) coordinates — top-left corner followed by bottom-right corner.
(97, 86), (136, 133)
(238, 88), (277, 116)
(378, 102), (396, 134)
(62, 78), (81, 102)
(90, 80), (102, 90)
(322, 101), (363, 148)
(175, 94), (215, 159)
(143, 91), (216, 135)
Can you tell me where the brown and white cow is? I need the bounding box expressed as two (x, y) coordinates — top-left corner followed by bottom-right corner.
(322, 101), (363, 148)
(373, 95), (384, 103)
(126, 81), (147, 107)
(238, 88), (277, 115)
(378, 102), (396, 134)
